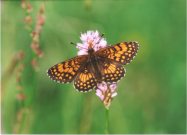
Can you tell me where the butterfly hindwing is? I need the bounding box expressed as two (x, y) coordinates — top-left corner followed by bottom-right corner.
(74, 65), (97, 92)
(96, 41), (139, 65)
(99, 59), (126, 83)
(47, 55), (88, 83)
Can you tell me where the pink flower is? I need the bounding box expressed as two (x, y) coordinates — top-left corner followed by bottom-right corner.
(96, 82), (118, 109)
(76, 30), (107, 55)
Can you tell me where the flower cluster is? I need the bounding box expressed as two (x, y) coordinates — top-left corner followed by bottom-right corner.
(76, 30), (118, 109)
(30, 3), (45, 59)
(76, 30), (107, 55)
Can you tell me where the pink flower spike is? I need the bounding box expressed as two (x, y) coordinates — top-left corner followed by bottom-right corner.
(96, 90), (104, 100)
(96, 82), (118, 109)
(97, 82), (108, 92)
(109, 83), (117, 92)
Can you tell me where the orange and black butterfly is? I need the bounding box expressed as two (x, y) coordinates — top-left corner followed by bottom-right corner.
(47, 42), (139, 92)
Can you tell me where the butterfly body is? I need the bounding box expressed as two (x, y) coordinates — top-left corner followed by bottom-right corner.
(87, 48), (103, 82)
(47, 42), (139, 92)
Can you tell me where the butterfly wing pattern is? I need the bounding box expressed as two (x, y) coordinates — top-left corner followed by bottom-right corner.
(99, 60), (126, 83)
(47, 41), (139, 92)
(96, 41), (139, 65)
(74, 65), (97, 92)
(96, 41), (139, 84)
(47, 55), (88, 83)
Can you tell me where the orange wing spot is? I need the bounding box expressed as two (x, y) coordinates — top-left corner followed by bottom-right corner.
(58, 65), (63, 72)
(120, 43), (125, 46)
(82, 74), (87, 82)
(88, 73), (92, 78)
(115, 45), (121, 51)
(85, 75), (88, 82)
(128, 54), (132, 57)
(109, 55), (114, 59)
(115, 53), (121, 57)
(109, 48), (114, 53)
(71, 60), (75, 66)
(108, 64), (116, 72)
(122, 56), (125, 59)
(68, 68), (73, 73)
(63, 68), (69, 72)
(59, 68), (63, 73)
(106, 69), (111, 73)
(74, 67), (78, 71)
(120, 43), (127, 51)
(118, 51), (124, 54)
(116, 58), (120, 61)
(59, 76), (62, 80)
(64, 62), (69, 67)
(79, 74), (83, 82)
(104, 69), (108, 74)
(71, 72), (75, 75)
(58, 64), (62, 68)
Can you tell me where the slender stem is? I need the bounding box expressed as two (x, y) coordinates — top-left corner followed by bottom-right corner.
(105, 108), (109, 134)
(78, 94), (93, 133)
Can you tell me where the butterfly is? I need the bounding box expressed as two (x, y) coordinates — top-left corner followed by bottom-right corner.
(47, 41), (139, 92)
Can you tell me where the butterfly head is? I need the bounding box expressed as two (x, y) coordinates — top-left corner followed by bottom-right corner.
(88, 41), (95, 53)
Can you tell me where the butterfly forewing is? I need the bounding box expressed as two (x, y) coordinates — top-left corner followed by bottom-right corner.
(74, 65), (97, 92)
(47, 55), (88, 83)
(96, 41), (139, 65)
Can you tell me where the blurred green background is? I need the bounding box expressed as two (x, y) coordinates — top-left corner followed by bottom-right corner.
(2, 0), (186, 134)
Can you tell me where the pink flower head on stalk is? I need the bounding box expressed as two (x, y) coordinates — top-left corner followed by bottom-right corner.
(96, 82), (118, 109)
(76, 30), (107, 55)
(76, 30), (118, 109)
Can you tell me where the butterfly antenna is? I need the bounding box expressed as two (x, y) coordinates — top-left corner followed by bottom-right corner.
(93, 33), (105, 48)
(101, 33), (104, 37)
(70, 42), (88, 50)
(70, 42), (76, 46)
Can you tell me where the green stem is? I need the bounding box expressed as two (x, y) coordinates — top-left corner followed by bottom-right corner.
(105, 108), (109, 134)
